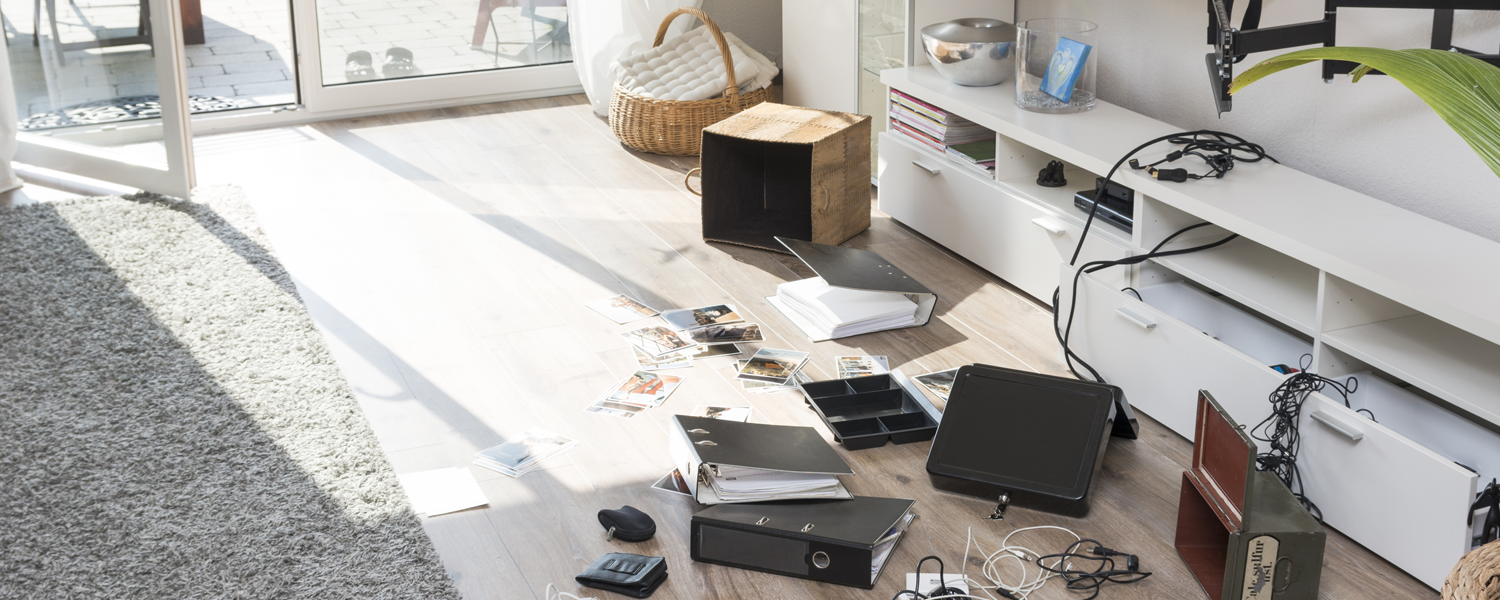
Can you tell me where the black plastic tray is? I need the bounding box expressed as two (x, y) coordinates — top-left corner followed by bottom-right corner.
(801, 374), (937, 450)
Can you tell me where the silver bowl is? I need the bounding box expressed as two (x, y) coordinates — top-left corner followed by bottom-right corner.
(921, 18), (1017, 87)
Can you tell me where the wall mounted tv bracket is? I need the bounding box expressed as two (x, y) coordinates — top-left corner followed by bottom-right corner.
(1207, 0), (1500, 114)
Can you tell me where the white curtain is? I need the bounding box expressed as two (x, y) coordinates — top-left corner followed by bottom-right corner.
(0, 37), (24, 193)
(567, 0), (703, 116)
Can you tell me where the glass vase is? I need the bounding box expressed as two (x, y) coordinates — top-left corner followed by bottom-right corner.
(1016, 19), (1098, 114)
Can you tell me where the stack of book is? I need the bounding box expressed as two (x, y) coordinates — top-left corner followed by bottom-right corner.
(889, 89), (997, 176)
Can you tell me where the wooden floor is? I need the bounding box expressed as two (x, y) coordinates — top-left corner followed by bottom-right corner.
(184, 94), (1438, 600)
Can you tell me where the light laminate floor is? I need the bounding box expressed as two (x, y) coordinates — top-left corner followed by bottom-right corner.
(186, 94), (1438, 600)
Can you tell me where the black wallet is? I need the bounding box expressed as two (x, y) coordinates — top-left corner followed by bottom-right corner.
(575, 552), (668, 598)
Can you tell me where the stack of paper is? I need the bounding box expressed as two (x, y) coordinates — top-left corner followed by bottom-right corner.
(472, 428), (579, 478)
(776, 277), (919, 339)
(705, 464), (843, 503)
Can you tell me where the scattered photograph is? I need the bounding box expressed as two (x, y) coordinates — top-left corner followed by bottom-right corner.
(661, 304), (743, 330)
(691, 343), (741, 359)
(686, 323), (764, 345)
(472, 428), (579, 477)
(621, 325), (695, 356)
(837, 355), (890, 379)
(914, 368), (960, 401)
(689, 405), (752, 422)
(584, 396), (648, 419)
(634, 346), (692, 371)
(652, 469), (693, 496)
(585, 294), (658, 324)
(736, 347), (811, 384)
(737, 360), (812, 392)
(601, 370), (685, 408)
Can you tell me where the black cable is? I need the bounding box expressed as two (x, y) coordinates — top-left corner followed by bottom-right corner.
(1035, 539), (1152, 600)
(1120, 287), (1142, 301)
(890, 555), (984, 600)
(1053, 228), (1242, 381)
(1249, 354), (1364, 521)
(1054, 130), (1276, 383)
(1473, 479), (1500, 546)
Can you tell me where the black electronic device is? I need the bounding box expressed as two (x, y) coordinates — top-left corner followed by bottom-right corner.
(690, 496), (916, 589)
(925, 364), (1135, 518)
(1074, 177), (1134, 233)
(1206, 0), (1500, 114)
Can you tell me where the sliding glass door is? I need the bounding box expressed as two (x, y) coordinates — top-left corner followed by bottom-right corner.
(6, 0), (196, 197)
(293, 0), (578, 112)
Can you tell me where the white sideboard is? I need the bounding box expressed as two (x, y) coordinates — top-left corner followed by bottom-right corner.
(878, 64), (1500, 590)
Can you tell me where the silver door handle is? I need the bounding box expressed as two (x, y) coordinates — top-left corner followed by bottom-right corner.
(912, 161), (941, 175)
(1311, 411), (1364, 442)
(1031, 218), (1067, 235)
(1115, 307), (1157, 330)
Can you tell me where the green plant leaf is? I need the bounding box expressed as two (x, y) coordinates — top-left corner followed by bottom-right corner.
(1230, 47), (1500, 180)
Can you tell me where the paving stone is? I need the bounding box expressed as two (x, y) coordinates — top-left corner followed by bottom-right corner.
(231, 81), (297, 97)
(202, 70), (288, 86)
(189, 85), (238, 98)
(186, 65), (227, 77)
(190, 51), (272, 66)
(222, 59), (295, 74)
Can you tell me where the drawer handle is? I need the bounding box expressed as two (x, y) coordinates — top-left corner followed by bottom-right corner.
(912, 160), (941, 175)
(1115, 307), (1157, 330)
(1311, 411), (1365, 442)
(1031, 218), (1067, 235)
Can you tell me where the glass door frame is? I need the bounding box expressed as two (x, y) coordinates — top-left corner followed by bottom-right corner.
(286, 0), (580, 114)
(13, 0), (196, 199)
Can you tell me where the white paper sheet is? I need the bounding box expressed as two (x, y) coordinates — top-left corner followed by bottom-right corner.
(397, 467), (488, 517)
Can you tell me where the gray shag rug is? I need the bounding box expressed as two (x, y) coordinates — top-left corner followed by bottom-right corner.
(0, 188), (462, 599)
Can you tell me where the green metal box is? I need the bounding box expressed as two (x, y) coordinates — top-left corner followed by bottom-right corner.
(1175, 391), (1326, 600)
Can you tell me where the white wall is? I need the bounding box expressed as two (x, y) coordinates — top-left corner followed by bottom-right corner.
(1016, 2), (1500, 242)
(700, 0), (783, 66)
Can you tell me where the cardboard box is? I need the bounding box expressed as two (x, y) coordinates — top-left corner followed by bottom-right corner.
(700, 103), (871, 252)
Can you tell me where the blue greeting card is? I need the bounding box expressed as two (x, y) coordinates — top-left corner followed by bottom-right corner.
(1039, 36), (1092, 103)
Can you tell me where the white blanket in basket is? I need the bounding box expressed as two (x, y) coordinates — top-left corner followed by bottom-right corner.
(611, 26), (778, 103)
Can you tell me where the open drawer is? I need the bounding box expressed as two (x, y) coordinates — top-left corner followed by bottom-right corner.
(1297, 387), (1477, 589)
(1060, 271), (1307, 439)
(878, 133), (1128, 301)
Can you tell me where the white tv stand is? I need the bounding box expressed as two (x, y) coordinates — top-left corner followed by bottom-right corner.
(878, 65), (1500, 589)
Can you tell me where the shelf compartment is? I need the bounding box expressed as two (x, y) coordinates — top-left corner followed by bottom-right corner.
(1150, 237), (1319, 336)
(1322, 313), (1500, 432)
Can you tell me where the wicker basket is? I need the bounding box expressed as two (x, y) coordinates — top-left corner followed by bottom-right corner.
(609, 7), (771, 156)
(1443, 539), (1500, 600)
